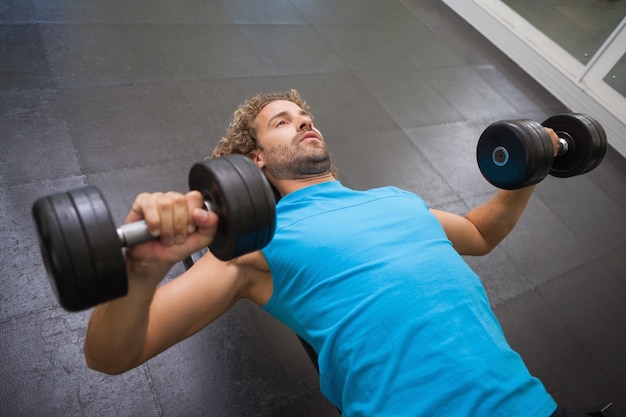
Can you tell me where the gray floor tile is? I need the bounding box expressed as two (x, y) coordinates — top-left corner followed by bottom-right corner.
(290, 0), (388, 26)
(331, 128), (456, 206)
(463, 246), (534, 307)
(359, 0), (426, 27)
(33, 0), (232, 24)
(399, 0), (469, 29)
(314, 25), (414, 72)
(151, 24), (273, 81)
(498, 195), (597, 287)
(42, 23), (270, 88)
(32, 0), (139, 23)
(600, 245), (626, 288)
(239, 25), (348, 76)
(148, 301), (338, 417)
(128, 0), (233, 24)
(378, 25), (469, 70)
(475, 65), (566, 116)
(0, 308), (160, 417)
(0, 0), (34, 23)
(536, 175), (626, 258)
(403, 121), (493, 200)
(432, 21), (517, 69)
(0, 25), (55, 91)
(41, 24), (176, 88)
(220, 0), (306, 24)
(539, 264), (626, 394)
(0, 90), (79, 185)
(495, 290), (626, 411)
(588, 146), (626, 208)
(61, 84), (207, 173)
(419, 66), (519, 122)
(357, 69), (464, 129)
(1, 179), (87, 319)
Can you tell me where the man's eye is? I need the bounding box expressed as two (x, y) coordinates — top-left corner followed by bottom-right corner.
(276, 120), (286, 126)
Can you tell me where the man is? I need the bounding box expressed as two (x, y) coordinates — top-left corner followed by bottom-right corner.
(85, 90), (582, 416)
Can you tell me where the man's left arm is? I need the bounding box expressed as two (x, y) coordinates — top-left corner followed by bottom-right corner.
(431, 186), (535, 256)
(433, 126), (559, 256)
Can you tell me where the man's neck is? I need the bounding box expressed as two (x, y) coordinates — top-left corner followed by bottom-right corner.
(275, 172), (336, 197)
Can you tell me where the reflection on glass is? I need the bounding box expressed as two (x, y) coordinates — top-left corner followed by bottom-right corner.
(502, 0), (626, 65)
(604, 52), (626, 97)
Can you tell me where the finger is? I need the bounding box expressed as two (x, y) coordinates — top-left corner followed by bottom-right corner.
(127, 192), (162, 237)
(173, 209), (217, 255)
(185, 191), (205, 234)
(193, 208), (218, 243)
(156, 192), (176, 246)
(546, 128), (560, 157)
(166, 191), (189, 244)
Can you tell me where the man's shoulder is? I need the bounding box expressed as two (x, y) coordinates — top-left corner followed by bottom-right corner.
(233, 251), (273, 306)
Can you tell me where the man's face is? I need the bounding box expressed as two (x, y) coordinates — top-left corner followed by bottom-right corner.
(252, 100), (330, 181)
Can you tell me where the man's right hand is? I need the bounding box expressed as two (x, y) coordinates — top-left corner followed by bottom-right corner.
(123, 190), (219, 286)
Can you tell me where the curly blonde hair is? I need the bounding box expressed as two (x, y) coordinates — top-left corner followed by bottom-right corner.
(211, 89), (311, 158)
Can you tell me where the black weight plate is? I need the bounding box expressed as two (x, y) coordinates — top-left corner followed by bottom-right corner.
(543, 113), (606, 178)
(32, 194), (80, 311)
(577, 113), (607, 174)
(69, 187), (127, 307)
(543, 113), (589, 177)
(220, 157), (259, 256)
(215, 157), (256, 258)
(189, 156), (256, 260)
(189, 155), (276, 260)
(477, 120), (553, 190)
(520, 119), (555, 186)
(223, 155), (276, 253)
(35, 189), (100, 311)
(53, 190), (104, 311)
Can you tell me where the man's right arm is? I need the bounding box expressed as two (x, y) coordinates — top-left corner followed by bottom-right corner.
(84, 252), (249, 374)
(83, 190), (268, 375)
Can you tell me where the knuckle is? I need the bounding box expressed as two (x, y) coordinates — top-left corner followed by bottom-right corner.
(187, 190), (203, 202)
(156, 193), (174, 211)
(135, 192), (154, 207)
(173, 193), (187, 206)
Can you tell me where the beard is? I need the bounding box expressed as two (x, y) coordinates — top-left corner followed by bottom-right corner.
(261, 140), (331, 180)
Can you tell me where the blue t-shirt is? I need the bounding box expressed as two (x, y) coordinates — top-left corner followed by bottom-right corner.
(261, 181), (556, 417)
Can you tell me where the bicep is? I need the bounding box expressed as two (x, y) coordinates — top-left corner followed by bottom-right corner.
(430, 209), (492, 256)
(138, 252), (245, 363)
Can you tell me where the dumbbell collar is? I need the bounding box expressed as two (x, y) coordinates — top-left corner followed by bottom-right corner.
(557, 134), (571, 156)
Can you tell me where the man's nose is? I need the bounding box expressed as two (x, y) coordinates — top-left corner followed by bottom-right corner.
(297, 116), (313, 131)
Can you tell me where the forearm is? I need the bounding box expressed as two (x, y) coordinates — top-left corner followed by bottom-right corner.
(84, 271), (159, 375)
(465, 186), (535, 251)
(83, 190), (219, 374)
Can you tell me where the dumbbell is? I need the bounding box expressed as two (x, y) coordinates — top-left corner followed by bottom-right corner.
(477, 113), (607, 190)
(32, 154), (276, 312)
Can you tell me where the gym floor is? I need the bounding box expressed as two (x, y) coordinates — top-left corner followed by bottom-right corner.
(1, 1), (625, 416)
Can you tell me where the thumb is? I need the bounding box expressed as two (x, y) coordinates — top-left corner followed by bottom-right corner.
(193, 208), (219, 241)
(177, 209), (218, 257)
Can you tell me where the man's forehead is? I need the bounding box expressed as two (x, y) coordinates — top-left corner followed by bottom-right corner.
(259, 99), (305, 117)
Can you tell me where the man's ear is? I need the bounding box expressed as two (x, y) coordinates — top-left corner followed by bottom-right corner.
(248, 149), (265, 170)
